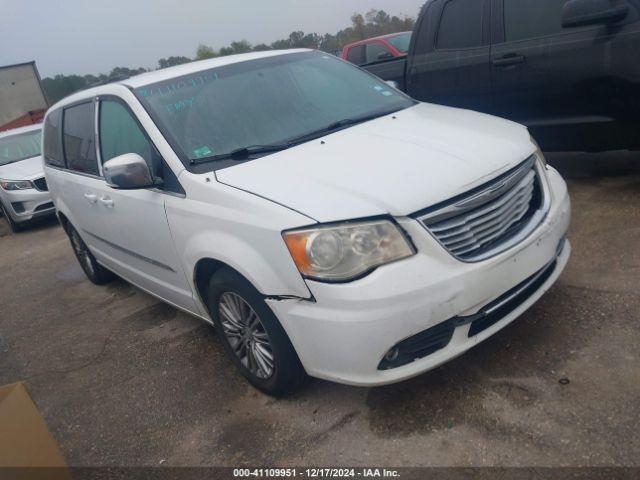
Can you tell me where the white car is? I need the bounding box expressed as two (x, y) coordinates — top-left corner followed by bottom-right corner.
(43, 50), (571, 396)
(0, 124), (55, 232)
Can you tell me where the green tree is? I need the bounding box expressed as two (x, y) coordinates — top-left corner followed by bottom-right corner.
(158, 56), (192, 69)
(270, 38), (291, 50)
(253, 43), (272, 52)
(107, 66), (147, 81)
(212, 40), (252, 57)
(230, 40), (252, 54)
(42, 75), (88, 104)
(41, 8), (418, 105)
(351, 13), (366, 40)
(196, 44), (217, 60)
(291, 32), (320, 48)
(319, 34), (341, 54)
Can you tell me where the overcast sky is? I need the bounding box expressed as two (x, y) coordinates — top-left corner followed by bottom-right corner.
(2, 0), (425, 78)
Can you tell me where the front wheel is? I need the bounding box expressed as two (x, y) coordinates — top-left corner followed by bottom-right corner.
(207, 268), (307, 397)
(67, 225), (115, 285)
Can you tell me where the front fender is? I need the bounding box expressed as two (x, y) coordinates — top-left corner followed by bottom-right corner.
(183, 228), (313, 300)
(165, 175), (316, 305)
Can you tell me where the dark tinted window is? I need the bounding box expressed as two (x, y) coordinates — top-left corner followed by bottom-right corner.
(99, 100), (162, 176)
(366, 43), (392, 63)
(99, 99), (182, 192)
(387, 33), (412, 53)
(43, 109), (64, 167)
(347, 45), (366, 65)
(63, 102), (98, 175)
(504, 0), (585, 41)
(436, 0), (483, 49)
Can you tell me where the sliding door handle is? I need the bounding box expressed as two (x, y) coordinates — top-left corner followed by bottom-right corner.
(99, 196), (114, 208)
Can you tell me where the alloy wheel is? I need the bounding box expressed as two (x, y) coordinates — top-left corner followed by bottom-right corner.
(218, 292), (275, 379)
(71, 230), (95, 276)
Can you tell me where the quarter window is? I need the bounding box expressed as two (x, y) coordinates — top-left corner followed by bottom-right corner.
(436, 0), (484, 49)
(504, 0), (587, 42)
(99, 100), (161, 176)
(43, 109), (64, 167)
(63, 102), (98, 175)
(346, 45), (366, 65)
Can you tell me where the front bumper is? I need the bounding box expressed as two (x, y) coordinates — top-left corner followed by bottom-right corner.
(0, 187), (55, 224)
(267, 167), (571, 386)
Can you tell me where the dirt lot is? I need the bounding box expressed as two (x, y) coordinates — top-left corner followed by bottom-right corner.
(1, 153), (639, 467)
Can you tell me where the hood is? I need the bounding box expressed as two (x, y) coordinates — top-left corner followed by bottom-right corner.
(0, 156), (44, 181)
(215, 103), (536, 223)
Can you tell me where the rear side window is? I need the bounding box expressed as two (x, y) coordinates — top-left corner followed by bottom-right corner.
(63, 102), (99, 175)
(99, 100), (162, 177)
(387, 33), (412, 53)
(365, 43), (392, 63)
(346, 45), (366, 65)
(43, 109), (64, 167)
(436, 0), (484, 49)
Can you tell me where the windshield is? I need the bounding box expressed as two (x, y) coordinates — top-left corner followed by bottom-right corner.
(388, 33), (412, 53)
(0, 129), (42, 166)
(134, 51), (415, 169)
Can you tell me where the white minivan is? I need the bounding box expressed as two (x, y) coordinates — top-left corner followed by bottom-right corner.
(43, 50), (571, 396)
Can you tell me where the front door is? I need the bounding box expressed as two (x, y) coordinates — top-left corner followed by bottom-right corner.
(61, 96), (196, 312)
(490, 0), (630, 126)
(407, 0), (493, 112)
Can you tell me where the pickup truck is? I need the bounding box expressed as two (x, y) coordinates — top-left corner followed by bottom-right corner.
(358, 0), (640, 152)
(341, 32), (412, 76)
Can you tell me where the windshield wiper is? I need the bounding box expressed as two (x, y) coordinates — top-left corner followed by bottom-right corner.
(287, 109), (403, 146)
(190, 109), (403, 165)
(190, 143), (291, 164)
(324, 114), (381, 131)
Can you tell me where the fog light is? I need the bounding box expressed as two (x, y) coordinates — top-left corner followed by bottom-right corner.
(384, 347), (400, 362)
(11, 202), (25, 214)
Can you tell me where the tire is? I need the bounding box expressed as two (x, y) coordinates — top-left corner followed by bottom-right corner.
(67, 224), (115, 285)
(0, 202), (23, 233)
(207, 268), (308, 397)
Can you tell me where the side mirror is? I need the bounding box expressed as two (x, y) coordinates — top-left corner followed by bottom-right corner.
(385, 80), (400, 90)
(562, 0), (629, 28)
(103, 153), (158, 189)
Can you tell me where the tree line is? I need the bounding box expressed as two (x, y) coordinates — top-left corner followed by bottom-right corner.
(41, 9), (415, 104)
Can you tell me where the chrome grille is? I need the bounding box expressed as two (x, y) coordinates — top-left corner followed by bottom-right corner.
(416, 156), (547, 262)
(32, 177), (48, 192)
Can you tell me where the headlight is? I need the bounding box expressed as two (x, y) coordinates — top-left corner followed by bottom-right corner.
(0, 179), (33, 191)
(283, 219), (415, 282)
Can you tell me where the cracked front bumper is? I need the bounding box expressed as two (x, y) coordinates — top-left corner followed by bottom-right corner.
(267, 167), (571, 386)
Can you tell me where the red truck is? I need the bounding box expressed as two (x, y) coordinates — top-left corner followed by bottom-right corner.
(341, 32), (412, 66)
